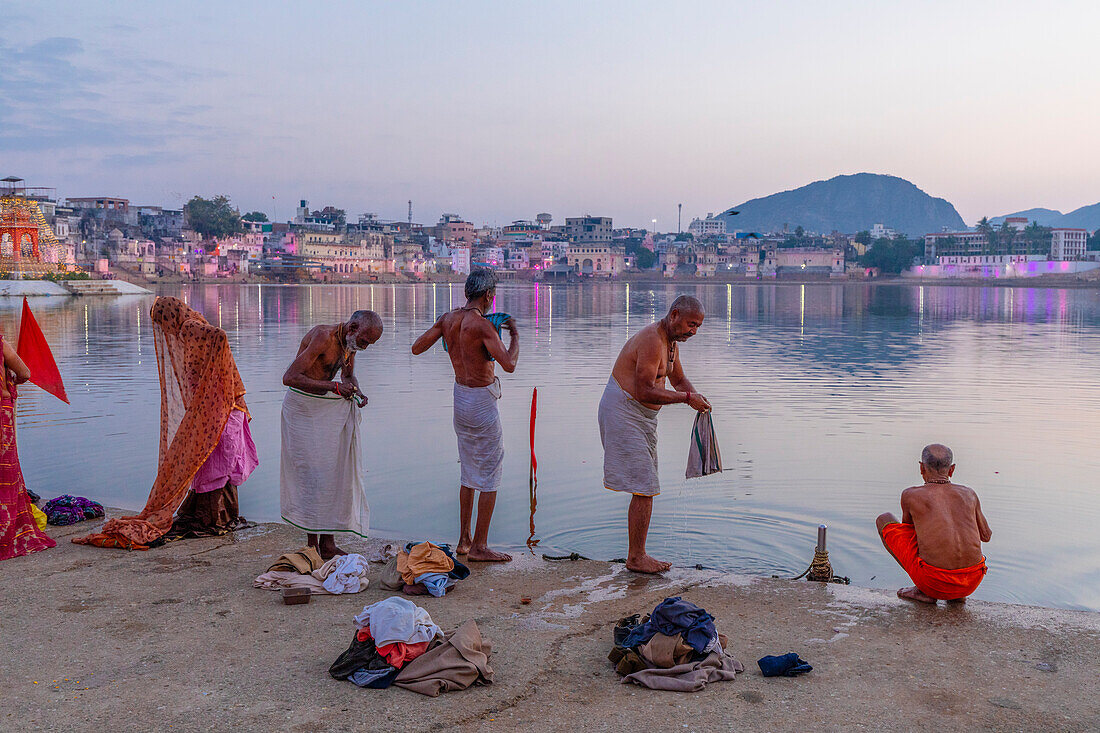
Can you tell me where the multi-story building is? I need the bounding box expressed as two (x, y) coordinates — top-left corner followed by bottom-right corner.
(870, 223), (896, 239)
(451, 246), (472, 275)
(688, 213), (726, 239)
(764, 248), (845, 277)
(567, 244), (625, 276)
(566, 216), (612, 244)
(1051, 228), (1088, 260)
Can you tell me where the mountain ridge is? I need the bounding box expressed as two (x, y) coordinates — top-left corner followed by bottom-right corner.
(717, 173), (965, 237)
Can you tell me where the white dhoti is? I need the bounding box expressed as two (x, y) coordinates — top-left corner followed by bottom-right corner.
(280, 388), (370, 537)
(598, 377), (661, 496)
(453, 380), (504, 492)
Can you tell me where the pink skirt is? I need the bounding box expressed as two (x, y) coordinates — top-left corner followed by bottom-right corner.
(191, 409), (258, 493)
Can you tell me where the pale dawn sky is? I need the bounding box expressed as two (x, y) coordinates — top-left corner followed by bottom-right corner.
(2, 0), (1099, 229)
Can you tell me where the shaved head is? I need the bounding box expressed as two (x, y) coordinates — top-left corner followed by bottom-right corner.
(921, 443), (953, 472)
(669, 295), (704, 318)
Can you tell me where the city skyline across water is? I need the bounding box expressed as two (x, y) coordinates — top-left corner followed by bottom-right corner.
(8, 281), (1100, 611)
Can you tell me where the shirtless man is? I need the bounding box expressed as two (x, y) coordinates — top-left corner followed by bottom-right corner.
(280, 310), (383, 559)
(876, 444), (992, 603)
(411, 269), (519, 562)
(599, 295), (711, 573)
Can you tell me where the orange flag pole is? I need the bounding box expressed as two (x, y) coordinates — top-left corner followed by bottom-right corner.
(16, 297), (69, 404)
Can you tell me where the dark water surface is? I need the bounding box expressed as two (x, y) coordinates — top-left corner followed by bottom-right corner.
(9, 282), (1100, 611)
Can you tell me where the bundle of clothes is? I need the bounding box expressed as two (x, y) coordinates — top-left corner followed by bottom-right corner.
(378, 541), (470, 597)
(252, 547), (369, 595)
(41, 495), (104, 526)
(330, 597), (493, 696)
(609, 596), (743, 692)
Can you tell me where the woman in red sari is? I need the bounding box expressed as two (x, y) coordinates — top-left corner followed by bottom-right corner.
(0, 334), (56, 561)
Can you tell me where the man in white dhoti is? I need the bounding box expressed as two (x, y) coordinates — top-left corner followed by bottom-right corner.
(281, 311), (382, 559)
(600, 295), (710, 573)
(412, 269), (519, 562)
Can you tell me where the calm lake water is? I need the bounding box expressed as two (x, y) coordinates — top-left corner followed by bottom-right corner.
(8, 282), (1100, 611)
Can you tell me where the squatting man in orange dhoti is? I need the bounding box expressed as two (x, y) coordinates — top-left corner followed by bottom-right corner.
(876, 443), (992, 603)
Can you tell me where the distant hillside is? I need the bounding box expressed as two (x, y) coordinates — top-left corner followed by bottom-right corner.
(992, 203), (1100, 231)
(717, 173), (965, 237)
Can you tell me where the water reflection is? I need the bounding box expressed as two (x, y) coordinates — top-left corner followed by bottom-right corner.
(6, 282), (1100, 611)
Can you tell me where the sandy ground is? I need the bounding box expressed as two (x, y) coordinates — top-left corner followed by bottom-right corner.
(2, 516), (1098, 733)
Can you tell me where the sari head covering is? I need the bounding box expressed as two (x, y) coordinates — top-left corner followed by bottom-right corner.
(0, 334), (57, 560)
(74, 296), (248, 549)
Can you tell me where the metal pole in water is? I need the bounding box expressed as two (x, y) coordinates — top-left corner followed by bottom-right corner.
(816, 524), (827, 553)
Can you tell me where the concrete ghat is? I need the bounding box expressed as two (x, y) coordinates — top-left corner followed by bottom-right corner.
(2, 516), (1097, 732)
(0, 279), (72, 296)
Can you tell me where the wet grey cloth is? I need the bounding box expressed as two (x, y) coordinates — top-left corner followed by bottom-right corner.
(621, 650), (744, 692)
(453, 380), (504, 492)
(599, 377), (660, 496)
(686, 411), (722, 479)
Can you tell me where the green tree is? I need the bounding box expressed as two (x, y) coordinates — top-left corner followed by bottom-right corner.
(1023, 222), (1052, 256)
(998, 220), (1019, 255)
(674, 232), (694, 241)
(975, 216), (995, 255)
(242, 211), (269, 222)
(855, 230), (872, 247)
(1089, 229), (1100, 251)
(634, 247), (656, 269)
(858, 235), (922, 274)
(184, 195), (243, 239)
(794, 225), (805, 240)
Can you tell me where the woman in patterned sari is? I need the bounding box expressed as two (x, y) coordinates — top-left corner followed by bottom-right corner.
(0, 333), (56, 561)
(75, 296), (256, 550)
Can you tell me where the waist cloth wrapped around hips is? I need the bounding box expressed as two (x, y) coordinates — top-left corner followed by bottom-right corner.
(453, 379), (503, 492)
(598, 376), (660, 497)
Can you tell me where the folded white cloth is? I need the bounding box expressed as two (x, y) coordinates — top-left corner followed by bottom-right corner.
(354, 596), (442, 646)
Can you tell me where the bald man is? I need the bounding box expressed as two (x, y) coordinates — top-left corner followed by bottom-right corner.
(281, 310), (383, 559)
(599, 295), (711, 573)
(876, 444), (992, 603)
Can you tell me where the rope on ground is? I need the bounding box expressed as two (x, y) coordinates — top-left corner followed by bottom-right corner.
(785, 549), (851, 585)
(542, 552), (590, 561)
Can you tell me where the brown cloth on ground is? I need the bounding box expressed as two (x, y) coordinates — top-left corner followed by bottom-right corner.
(608, 646), (648, 676)
(267, 546), (324, 574)
(639, 633), (697, 668)
(394, 620), (493, 697)
(379, 556), (404, 591)
(622, 651), (744, 692)
(74, 297), (249, 548)
(397, 542), (455, 585)
(166, 484), (251, 540)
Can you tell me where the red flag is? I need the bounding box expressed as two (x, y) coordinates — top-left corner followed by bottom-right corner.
(16, 297), (69, 404)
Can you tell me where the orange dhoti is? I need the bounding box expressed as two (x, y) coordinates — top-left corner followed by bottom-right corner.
(881, 522), (987, 600)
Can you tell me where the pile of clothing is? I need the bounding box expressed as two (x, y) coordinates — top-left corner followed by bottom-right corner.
(330, 597), (494, 696)
(253, 546), (369, 595)
(42, 495), (104, 526)
(378, 541), (470, 597)
(609, 596), (743, 692)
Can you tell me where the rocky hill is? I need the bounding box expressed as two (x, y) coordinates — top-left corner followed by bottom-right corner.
(718, 173), (965, 237)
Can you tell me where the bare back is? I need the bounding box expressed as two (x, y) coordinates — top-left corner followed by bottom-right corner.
(611, 323), (676, 411)
(902, 483), (990, 569)
(441, 309), (499, 388)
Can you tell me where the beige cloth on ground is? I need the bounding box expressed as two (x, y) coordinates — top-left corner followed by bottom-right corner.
(599, 377), (660, 496)
(379, 555), (404, 591)
(453, 381), (504, 491)
(280, 388), (370, 537)
(267, 546), (324, 574)
(394, 620), (494, 696)
(622, 650), (744, 692)
(639, 633), (697, 668)
(252, 554), (370, 595)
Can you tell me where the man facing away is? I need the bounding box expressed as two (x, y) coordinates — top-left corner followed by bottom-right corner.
(876, 443), (992, 603)
(600, 295), (711, 574)
(281, 310), (383, 559)
(411, 268), (518, 562)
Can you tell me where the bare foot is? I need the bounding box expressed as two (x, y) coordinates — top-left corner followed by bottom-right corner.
(626, 554), (672, 574)
(897, 586), (937, 604)
(466, 546), (512, 562)
(456, 538), (473, 556)
(319, 545), (348, 561)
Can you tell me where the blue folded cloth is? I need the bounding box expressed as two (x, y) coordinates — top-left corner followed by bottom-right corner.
(758, 653), (813, 677)
(414, 572), (452, 598)
(619, 597), (719, 654)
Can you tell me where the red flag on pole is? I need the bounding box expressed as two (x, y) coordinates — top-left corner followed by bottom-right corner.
(16, 297), (69, 404)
